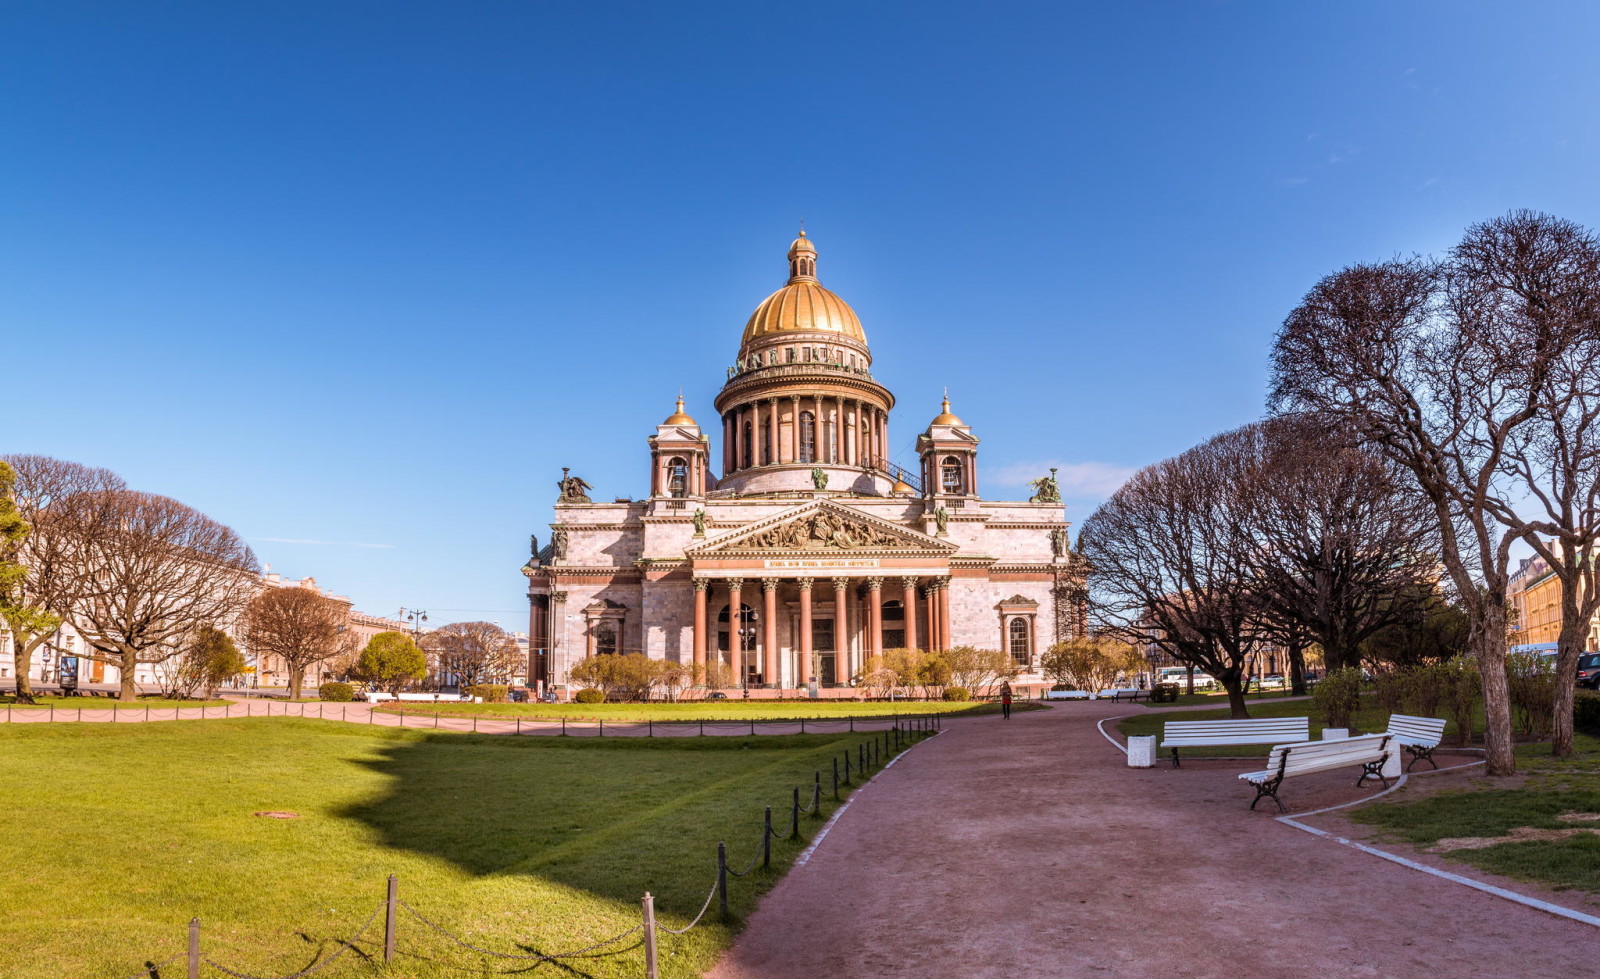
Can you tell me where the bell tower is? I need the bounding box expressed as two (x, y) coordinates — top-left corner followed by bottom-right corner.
(918, 396), (980, 502)
(648, 396), (712, 504)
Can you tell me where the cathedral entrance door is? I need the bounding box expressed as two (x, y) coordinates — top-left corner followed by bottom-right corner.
(813, 618), (837, 686)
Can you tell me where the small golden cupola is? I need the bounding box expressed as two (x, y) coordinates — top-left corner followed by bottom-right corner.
(930, 395), (964, 427)
(662, 395), (696, 426)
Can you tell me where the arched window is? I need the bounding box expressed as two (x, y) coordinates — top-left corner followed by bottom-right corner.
(741, 421), (753, 469)
(667, 457), (688, 497)
(761, 424), (772, 466)
(1008, 617), (1030, 664)
(799, 411), (816, 463)
(942, 456), (965, 495)
(594, 621), (618, 656)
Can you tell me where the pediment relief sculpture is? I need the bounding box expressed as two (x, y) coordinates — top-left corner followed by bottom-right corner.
(737, 511), (922, 551)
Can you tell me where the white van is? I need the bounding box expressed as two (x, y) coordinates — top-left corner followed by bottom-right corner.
(1156, 667), (1218, 690)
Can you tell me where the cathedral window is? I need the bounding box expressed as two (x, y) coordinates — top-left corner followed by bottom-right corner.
(761, 426), (772, 466)
(942, 456), (965, 495)
(667, 457), (688, 497)
(741, 421), (753, 469)
(799, 411), (816, 463)
(594, 621), (618, 656)
(1008, 617), (1031, 664)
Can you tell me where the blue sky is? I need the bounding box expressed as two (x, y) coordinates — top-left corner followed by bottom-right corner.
(5, 3), (1597, 624)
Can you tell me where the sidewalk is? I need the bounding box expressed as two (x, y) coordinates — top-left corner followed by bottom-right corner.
(708, 700), (1600, 978)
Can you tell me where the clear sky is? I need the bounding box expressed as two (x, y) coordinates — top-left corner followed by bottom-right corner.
(6, 3), (1597, 626)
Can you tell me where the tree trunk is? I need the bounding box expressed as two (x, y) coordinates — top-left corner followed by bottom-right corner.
(1288, 642), (1308, 696)
(1551, 610), (1587, 758)
(1217, 668), (1250, 718)
(1185, 664), (1195, 696)
(289, 666), (304, 700)
(1476, 602), (1516, 776)
(118, 654), (138, 702)
(12, 635), (42, 704)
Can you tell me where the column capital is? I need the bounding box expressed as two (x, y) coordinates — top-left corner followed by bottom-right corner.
(797, 577), (815, 592)
(550, 591), (569, 603)
(831, 576), (851, 589)
(693, 577), (710, 592)
(866, 576), (884, 590)
(727, 577), (744, 590)
(900, 576), (920, 590)
(762, 577), (780, 592)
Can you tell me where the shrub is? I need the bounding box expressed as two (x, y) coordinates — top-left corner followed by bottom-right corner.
(1312, 667), (1363, 731)
(1575, 691), (1600, 735)
(318, 682), (355, 702)
(465, 683), (509, 703)
(1149, 683), (1179, 704)
(1506, 652), (1557, 739)
(574, 688), (605, 704)
(943, 686), (970, 702)
(1437, 656), (1481, 746)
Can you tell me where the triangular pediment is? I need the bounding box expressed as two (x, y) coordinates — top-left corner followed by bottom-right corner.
(687, 500), (955, 556)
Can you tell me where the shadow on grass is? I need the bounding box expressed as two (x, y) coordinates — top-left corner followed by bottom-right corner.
(337, 730), (852, 908)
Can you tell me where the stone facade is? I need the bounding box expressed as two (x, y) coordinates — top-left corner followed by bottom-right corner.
(524, 233), (1086, 691)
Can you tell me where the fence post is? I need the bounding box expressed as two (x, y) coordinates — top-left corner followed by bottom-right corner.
(849, 716), (854, 733)
(649, 718), (653, 738)
(800, 717), (805, 734)
(642, 891), (659, 979)
(790, 787), (801, 840)
(832, 757), (840, 798)
(473, 716), (478, 733)
(384, 874), (397, 964)
(699, 719), (704, 737)
(750, 719), (756, 736)
(717, 842), (729, 920)
(813, 771), (822, 814)
(600, 719), (604, 737)
(188, 917), (200, 979)
(843, 752), (852, 786)
(763, 807), (772, 869)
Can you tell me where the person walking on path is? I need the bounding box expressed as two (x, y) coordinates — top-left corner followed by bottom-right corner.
(999, 681), (1013, 720)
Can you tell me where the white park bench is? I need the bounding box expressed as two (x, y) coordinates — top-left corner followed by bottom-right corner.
(1386, 714), (1448, 771)
(1044, 690), (1091, 700)
(1101, 688), (1147, 703)
(1160, 717), (1310, 767)
(1238, 733), (1395, 812)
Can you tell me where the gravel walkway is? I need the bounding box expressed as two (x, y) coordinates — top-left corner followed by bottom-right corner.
(709, 699), (1600, 978)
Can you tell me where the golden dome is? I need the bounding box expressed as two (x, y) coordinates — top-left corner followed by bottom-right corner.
(891, 478), (915, 495)
(930, 396), (963, 427)
(740, 232), (867, 347)
(662, 396), (696, 426)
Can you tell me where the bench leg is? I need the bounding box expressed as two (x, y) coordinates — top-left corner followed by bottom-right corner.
(1248, 777), (1285, 813)
(1357, 761), (1391, 790)
(1171, 748), (1181, 768)
(1405, 745), (1437, 772)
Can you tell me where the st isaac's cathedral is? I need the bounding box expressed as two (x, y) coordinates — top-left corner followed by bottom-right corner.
(523, 232), (1085, 693)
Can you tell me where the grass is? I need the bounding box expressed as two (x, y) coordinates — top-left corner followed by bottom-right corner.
(1350, 733), (1600, 893)
(375, 699), (1036, 721)
(0, 718), (915, 977)
(0, 695), (230, 708)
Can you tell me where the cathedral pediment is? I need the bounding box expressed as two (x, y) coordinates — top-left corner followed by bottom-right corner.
(686, 500), (955, 556)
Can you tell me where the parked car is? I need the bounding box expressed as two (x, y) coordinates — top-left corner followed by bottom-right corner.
(1259, 674), (1287, 690)
(1577, 653), (1600, 690)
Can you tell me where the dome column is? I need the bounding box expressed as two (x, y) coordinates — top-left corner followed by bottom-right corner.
(789, 396), (801, 463)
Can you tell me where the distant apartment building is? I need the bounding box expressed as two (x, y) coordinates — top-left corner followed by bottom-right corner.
(1508, 548), (1600, 654)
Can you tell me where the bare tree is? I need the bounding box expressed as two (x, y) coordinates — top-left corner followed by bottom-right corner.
(424, 621), (521, 689)
(1079, 430), (1262, 717)
(242, 586), (355, 699)
(60, 490), (259, 701)
(1238, 415), (1439, 679)
(1269, 213), (1589, 775)
(0, 455), (126, 703)
(1476, 213), (1600, 757)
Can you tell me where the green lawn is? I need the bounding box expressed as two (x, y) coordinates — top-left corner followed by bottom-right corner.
(0, 719), (913, 977)
(0, 695), (229, 708)
(1351, 735), (1600, 892)
(375, 699), (1035, 721)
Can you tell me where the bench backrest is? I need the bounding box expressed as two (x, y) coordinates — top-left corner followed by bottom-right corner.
(1386, 714), (1447, 747)
(1264, 734), (1391, 777)
(1163, 717), (1310, 745)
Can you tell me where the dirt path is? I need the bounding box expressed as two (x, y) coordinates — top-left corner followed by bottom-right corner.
(709, 700), (1600, 978)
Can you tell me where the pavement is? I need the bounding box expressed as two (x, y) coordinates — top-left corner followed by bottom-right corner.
(707, 699), (1600, 979)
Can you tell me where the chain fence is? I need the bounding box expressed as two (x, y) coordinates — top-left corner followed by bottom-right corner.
(115, 715), (940, 978)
